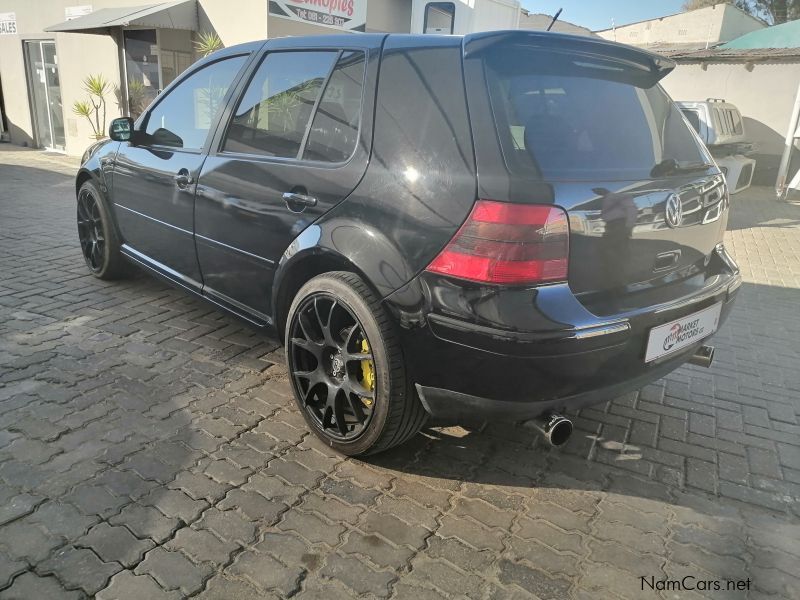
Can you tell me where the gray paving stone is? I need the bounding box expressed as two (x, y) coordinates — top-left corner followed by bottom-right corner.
(408, 557), (485, 599)
(0, 520), (63, 562)
(228, 550), (305, 596)
(0, 493), (42, 527)
(0, 572), (83, 600)
(38, 546), (122, 595)
(198, 575), (274, 600)
(277, 509), (345, 546)
(135, 547), (213, 596)
(165, 527), (238, 565)
(64, 484), (131, 519)
(109, 503), (181, 543)
(142, 487), (208, 523)
(497, 559), (572, 600)
(0, 551), (26, 588)
(217, 488), (284, 522)
(341, 530), (414, 569)
(78, 523), (155, 568)
(96, 571), (183, 600)
(196, 508), (257, 546)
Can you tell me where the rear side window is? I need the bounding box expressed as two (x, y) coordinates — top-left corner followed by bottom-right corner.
(223, 51), (337, 158)
(481, 48), (706, 181)
(303, 51), (366, 163)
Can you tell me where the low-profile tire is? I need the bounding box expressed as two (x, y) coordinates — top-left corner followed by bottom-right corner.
(76, 180), (128, 280)
(285, 271), (427, 456)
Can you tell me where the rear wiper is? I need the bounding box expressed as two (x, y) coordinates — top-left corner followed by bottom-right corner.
(650, 158), (714, 177)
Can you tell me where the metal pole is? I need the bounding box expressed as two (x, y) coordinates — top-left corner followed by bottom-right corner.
(775, 79), (800, 199)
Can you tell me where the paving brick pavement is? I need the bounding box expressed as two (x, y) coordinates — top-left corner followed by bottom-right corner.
(1, 145), (799, 599)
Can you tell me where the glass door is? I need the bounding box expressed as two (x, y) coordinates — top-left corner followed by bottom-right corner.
(123, 29), (161, 119)
(24, 40), (65, 151)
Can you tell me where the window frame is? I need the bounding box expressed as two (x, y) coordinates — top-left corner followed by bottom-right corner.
(135, 52), (253, 155)
(424, 2), (456, 35)
(214, 48), (368, 167)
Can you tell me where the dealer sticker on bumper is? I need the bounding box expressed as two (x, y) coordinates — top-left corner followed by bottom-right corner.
(645, 302), (722, 362)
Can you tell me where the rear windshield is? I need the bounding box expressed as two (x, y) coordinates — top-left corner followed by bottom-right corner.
(482, 47), (707, 181)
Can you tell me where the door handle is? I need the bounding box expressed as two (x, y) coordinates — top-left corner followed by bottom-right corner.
(282, 192), (318, 208)
(174, 169), (193, 188)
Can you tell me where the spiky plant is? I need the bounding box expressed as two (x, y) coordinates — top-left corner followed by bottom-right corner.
(74, 74), (110, 139)
(194, 31), (223, 57)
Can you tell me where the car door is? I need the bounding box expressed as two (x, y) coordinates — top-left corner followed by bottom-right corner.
(112, 53), (250, 288)
(194, 37), (381, 323)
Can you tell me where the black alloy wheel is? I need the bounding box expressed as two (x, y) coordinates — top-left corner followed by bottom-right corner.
(77, 187), (106, 273)
(289, 293), (376, 441)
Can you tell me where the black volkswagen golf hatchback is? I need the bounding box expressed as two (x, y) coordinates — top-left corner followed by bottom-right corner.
(76, 31), (740, 455)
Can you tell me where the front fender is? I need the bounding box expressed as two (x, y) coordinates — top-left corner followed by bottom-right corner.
(76, 139), (120, 198)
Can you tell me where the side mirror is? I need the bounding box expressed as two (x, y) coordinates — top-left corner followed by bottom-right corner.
(109, 117), (134, 142)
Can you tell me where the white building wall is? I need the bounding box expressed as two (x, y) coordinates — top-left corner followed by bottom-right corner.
(597, 4), (763, 47)
(662, 60), (800, 183)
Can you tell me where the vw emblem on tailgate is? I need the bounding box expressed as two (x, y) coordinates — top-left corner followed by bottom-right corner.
(665, 193), (683, 228)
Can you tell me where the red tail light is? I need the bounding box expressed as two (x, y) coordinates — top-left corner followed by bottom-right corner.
(426, 200), (569, 285)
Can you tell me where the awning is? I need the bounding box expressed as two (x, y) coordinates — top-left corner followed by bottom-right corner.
(44, 0), (197, 34)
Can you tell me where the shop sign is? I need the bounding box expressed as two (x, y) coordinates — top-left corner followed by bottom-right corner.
(0, 12), (17, 35)
(65, 5), (93, 20)
(268, 0), (367, 32)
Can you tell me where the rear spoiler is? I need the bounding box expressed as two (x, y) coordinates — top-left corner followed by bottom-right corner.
(464, 30), (675, 86)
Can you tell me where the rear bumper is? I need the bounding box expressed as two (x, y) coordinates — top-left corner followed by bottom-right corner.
(415, 341), (708, 421)
(384, 245), (740, 421)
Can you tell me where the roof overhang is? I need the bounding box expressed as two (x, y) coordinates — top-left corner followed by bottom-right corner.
(44, 0), (197, 34)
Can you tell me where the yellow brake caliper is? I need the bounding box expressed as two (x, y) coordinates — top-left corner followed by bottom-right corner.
(360, 339), (374, 407)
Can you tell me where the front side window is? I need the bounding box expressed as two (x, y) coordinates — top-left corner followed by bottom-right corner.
(223, 51), (338, 158)
(304, 51), (366, 163)
(144, 55), (247, 149)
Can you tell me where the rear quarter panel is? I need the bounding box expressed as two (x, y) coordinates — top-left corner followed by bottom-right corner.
(275, 36), (477, 303)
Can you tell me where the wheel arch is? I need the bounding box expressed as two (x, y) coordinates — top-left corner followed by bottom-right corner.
(273, 247), (371, 342)
(75, 168), (95, 196)
(272, 219), (411, 341)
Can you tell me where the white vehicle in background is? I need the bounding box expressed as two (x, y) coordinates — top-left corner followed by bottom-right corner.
(677, 99), (756, 194)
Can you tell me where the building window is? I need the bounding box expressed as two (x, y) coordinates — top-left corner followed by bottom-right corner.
(123, 29), (195, 119)
(424, 2), (456, 34)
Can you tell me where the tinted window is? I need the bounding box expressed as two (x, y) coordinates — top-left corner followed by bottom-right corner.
(303, 52), (365, 163)
(223, 51), (337, 158)
(681, 109), (701, 134)
(482, 49), (706, 181)
(144, 55), (246, 149)
(713, 108), (728, 135)
(726, 108), (743, 135)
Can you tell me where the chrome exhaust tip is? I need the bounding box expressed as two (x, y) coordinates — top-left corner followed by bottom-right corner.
(688, 345), (715, 368)
(527, 413), (573, 447)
